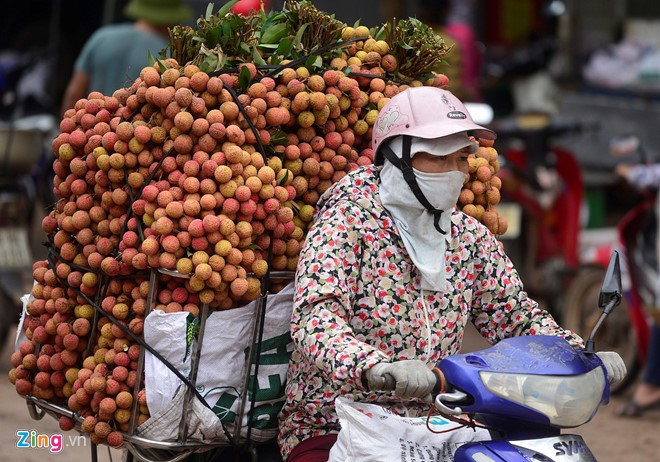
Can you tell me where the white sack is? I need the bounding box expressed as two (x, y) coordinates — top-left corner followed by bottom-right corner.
(137, 385), (226, 442)
(142, 282), (294, 443)
(328, 397), (491, 462)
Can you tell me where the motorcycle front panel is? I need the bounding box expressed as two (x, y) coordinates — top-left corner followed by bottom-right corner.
(512, 435), (596, 461)
(455, 435), (596, 462)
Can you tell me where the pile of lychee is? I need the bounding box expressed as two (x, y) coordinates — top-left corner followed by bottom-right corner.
(460, 138), (507, 236)
(8, 24), (506, 448)
(8, 259), (150, 447)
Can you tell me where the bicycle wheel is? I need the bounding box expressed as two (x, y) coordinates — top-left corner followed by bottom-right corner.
(562, 265), (640, 394)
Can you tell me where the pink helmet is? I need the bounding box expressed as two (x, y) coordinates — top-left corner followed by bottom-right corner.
(372, 87), (496, 164)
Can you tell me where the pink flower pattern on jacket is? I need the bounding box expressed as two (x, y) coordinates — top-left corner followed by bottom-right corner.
(277, 166), (583, 459)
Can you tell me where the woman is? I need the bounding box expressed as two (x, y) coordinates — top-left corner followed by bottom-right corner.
(277, 87), (625, 461)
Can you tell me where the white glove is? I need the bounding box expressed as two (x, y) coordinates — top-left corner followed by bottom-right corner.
(596, 351), (627, 385)
(364, 360), (436, 399)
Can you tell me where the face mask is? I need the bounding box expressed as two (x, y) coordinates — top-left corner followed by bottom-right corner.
(379, 135), (470, 291)
(412, 169), (466, 212)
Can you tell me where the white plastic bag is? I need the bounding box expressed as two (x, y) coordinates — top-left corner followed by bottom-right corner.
(141, 282), (294, 442)
(328, 397), (490, 462)
(14, 292), (31, 350)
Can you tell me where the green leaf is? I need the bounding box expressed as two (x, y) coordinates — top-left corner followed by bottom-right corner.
(240, 41), (250, 53)
(184, 315), (201, 360)
(148, 51), (167, 73)
(221, 21), (232, 47)
(217, 0), (240, 18)
(261, 22), (289, 44)
(200, 54), (219, 73)
(292, 23), (308, 49)
(268, 128), (289, 145)
(209, 26), (222, 46)
(258, 43), (280, 50)
(252, 47), (267, 66)
(275, 38), (292, 56)
(261, 11), (285, 31)
(304, 55), (322, 71)
(242, 243), (263, 251)
(238, 65), (252, 91)
(353, 19), (361, 28)
(156, 60), (168, 73)
(283, 10), (298, 24)
(205, 3), (214, 20)
(417, 71), (436, 83)
(276, 169), (289, 185)
(374, 26), (386, 41)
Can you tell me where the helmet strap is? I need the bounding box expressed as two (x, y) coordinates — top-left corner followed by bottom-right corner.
(381, 135), (447, 234)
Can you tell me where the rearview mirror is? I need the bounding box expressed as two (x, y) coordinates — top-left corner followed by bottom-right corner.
(584, 251), (622, 354)
(599, 250), (622, 313)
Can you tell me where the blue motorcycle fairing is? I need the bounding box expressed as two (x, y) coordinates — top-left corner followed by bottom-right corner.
(438, 336), (608, 430)
(455, 440), (531, 462)
(452, 336), (600, 376)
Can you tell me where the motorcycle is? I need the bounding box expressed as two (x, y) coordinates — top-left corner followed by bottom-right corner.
(341, 251), (622, 462)
(431, 250), (622, 461)
(562, 134), (654, 394)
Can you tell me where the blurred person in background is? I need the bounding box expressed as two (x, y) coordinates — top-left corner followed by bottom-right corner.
(417, 0), (483, 102)
(615, 161), (660, 417)
(60, 0), (192, 114)
(483, 0), (565, 116)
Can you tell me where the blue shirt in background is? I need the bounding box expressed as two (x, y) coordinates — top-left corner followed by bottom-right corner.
(74, 23), (167, 95)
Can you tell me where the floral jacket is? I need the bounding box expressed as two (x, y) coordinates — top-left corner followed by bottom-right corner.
(277, 166), (583, 459)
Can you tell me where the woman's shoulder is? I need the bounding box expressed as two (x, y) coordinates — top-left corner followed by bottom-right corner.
(451, 208), (498, 241)
(317, 165), (383, 211)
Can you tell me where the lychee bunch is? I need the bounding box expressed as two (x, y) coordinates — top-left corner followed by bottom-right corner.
(458, 138), (508, 235)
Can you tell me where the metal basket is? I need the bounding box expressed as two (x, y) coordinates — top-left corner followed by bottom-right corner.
(23, 267), (295, 462)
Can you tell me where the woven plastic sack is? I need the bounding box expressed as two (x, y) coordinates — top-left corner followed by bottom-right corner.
(328, 397), (490, 462)
(141, 282), (294, 442)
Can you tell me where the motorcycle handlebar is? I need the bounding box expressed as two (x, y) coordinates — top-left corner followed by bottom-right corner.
(377, 368), (448, 396)
(377, 367), (470, 415)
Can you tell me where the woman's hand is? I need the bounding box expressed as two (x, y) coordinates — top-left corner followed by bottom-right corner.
(364, 360), (436, 399)
(596, 351), (627, 385)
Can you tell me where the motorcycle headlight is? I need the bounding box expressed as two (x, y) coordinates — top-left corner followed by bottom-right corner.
(479, 368), (606, 427)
